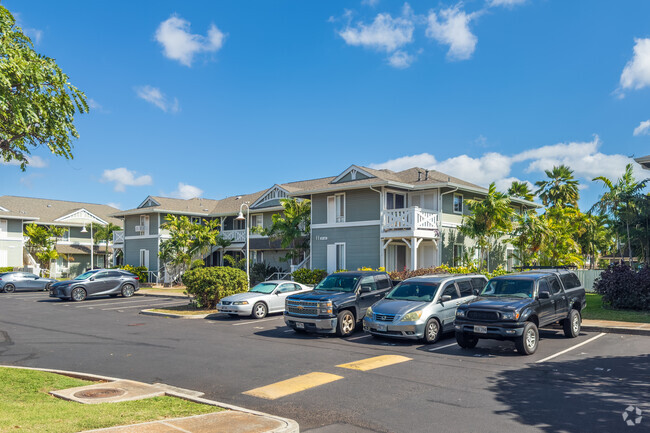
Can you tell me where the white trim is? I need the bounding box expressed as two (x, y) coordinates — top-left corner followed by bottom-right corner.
(332, 165), (375, 183)
(54, 208), (108, 225)
(441, 222), (462, 228)
(453, 193), (464, 214)
(137, 196), (161, 209)
(312, 220), (380, 229)
(250, 185), (290, 208)
(0, 219), (6, 239)
(125, 234), (160, 240)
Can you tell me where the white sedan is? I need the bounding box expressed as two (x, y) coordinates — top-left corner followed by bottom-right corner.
(217, 280), (312, 319)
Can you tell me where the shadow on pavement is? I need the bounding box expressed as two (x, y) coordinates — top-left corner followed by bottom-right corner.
(489, 354), (650, 432)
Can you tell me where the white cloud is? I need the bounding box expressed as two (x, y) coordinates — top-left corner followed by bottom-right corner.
(171, 182), (203, 199)
(388, 50), (415, 68)
(633, 119), (650, 136)
(101, 168), (153, 192)
(135, 86), (179, 113)
(425, 5), (479, 61)
(1, 155), (48, 168)
(370, 137), (640, 189)
(362, 0), (380, 6)
(620, 38), (650, 92)
(494, 177), (534, 194)
(488, 0), (526, 7)
(155, 15), (225, 67)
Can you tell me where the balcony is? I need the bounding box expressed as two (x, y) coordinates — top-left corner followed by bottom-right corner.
(221, 229), (246, 243)
(112, 230), (125, 247)
(381, 207), (439, 239)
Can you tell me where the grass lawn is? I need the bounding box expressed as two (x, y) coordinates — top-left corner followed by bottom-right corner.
(0, 367), (220, 433)
(150, 304), (220, 316)
(582, 293), (650, 323)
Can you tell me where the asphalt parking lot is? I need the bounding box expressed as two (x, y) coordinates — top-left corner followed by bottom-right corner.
(1, 291), (649, 433)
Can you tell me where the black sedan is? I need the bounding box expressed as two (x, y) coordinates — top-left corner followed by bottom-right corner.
(50, 269), (140, 301)
(0, 272), (56, 293)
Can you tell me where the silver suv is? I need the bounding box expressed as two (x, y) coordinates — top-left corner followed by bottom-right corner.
(363, 274), (488, 343)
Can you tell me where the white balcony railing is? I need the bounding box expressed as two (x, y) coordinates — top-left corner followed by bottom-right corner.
(382, 207), (439, 232)
(221, 229), (246, 243)
(113, 230), (125, 244)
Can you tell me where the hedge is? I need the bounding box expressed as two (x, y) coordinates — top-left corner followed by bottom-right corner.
(594, 263), (650, 310)
(389, 264), (508, 281)
(119, 265), (148, 283)
(182, 266), (248, 309)
(292, 268), (328, 285)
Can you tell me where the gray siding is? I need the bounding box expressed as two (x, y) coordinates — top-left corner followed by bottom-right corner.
(312, 194), (328, 224)
(125, 213), (159, 236)
(311, 189), (380, 224)
(441, 190), (483, 216)
(124, 237), (159, 271)
(312, 225), (380, 271)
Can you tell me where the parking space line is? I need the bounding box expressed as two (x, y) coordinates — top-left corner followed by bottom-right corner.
(535, 333), (606, 363)
(101, 302), (188, 311)
(345, 335), (371, 341)
(243, 372), (343, 400)
(427, 342), (458, 351)
(74, 298), (178, 308)
(231, 317), (281, 326)
(336, 355), (412, 371)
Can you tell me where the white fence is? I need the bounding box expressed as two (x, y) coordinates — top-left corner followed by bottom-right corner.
(221, 230), (246, 242)
(574, 269), (604, 292)
(382, 207), (439, 232)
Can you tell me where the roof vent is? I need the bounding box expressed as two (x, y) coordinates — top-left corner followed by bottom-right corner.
(417, 171), (422, 181)
(448, 177), (451, 182)
(47, 204), (52, 207)
(424, 170), (429, 181)
(235, 196), (241, 200)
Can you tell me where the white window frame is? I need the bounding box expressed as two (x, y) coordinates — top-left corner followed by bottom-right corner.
(251, 214), (263, 228)
(234, 217), (246, 231)
(139, 249), (150, 269)
(139, 215), (150, 235)
(327, 242), (346, 273)
(0, 219), (7, 239)
(59, 226), (70, 242)
(453, 194), (464, 214)
(453, 243), (464, 266)
(386, 191), (407, 210)
(191, 216), (201, 225)
(327, 193), (346, 224)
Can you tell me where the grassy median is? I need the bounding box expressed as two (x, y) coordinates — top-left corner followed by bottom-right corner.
(582, 293), (650, 323)
(148, 303), (220, 316)
(0, 367), (220, 433)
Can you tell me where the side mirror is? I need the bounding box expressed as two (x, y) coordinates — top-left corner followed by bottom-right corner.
(360, 285), (372, 293)
(473, 289), (480, 296)
(89, 277), (95, 281)
(538, 290), (550, 299)
(440, 295), (452, 303)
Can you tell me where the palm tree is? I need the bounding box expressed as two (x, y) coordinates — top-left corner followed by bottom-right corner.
(460, 183), (514, 270)
(507, 181), (535, 201)
(254, 198), (311, 264)
(592, 164), (649, 263)
(93, 222), (121, 267)
(534, 165), (580, 208)
(511, 211), (550, 267)
(578, 214), (613, 269)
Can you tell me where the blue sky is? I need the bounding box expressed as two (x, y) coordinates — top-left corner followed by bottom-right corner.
(1, 0), (649, 211)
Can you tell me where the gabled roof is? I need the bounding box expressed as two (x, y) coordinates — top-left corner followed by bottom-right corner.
(0, 196), (121, 225)
(635, 155), (650, 170)
(112, 196), (221, 217)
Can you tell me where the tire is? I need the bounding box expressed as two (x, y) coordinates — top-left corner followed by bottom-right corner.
(515, 322), (539, 355)
(251, 302), (268, 319)
(44, 284), (51, 292)
(336, 310), (356, 337)
(563, 309), (581, 338)
(3, 284), (15, 294)
(422, 318), (441, 344)
(456, 331), (478, 349)
(121, 284), (135, 298)
(70, 287), (87, 302)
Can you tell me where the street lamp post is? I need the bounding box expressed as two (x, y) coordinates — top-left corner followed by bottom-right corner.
(235, 203), (250, 286)
(80, 223), (94, 271)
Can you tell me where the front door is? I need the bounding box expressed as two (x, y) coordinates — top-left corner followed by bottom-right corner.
(270, 283), (298, 312)
(548, 275), (569, 321)
(536, 279), (555, 326)
(88, 271), (112, 295)
(357, 276), (382, 313)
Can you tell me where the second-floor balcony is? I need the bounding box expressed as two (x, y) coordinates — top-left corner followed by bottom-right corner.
(113, 230), (125, 247)
(221, 229), (246, 243)
(381, 207), (440, 239)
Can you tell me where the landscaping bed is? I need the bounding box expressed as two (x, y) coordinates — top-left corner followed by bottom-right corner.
(148, 304), (220, 316)
(582, 293), (650, 323)
(0, 367), (219, 433)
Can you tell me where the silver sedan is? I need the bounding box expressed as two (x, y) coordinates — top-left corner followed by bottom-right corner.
(0, 272), (56, 293)
(217, 280), (312, 319)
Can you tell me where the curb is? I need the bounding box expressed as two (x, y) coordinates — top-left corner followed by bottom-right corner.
(136, 292), (190, 299)
(0, 364), (299, 433)
(581, 325), (650, 336)
(139, 309), (220, 320)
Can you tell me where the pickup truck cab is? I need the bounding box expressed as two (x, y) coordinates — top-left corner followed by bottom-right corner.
(284, 271), (394, 337)
(454, 269), (586, 355)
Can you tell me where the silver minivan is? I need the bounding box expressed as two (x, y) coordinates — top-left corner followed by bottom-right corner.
(363, 274), (488, 343)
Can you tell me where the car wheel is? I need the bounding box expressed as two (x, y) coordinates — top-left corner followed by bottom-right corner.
(455, 331), (478, 349)
(336, 310), (355, 337)
(422, 318), (441, 344)
(251, 302), (267, 319)
(121, 284), (135, 298)
(515, 322), (539, 355)
(71, 287), (87, 302)
(44, 283), (51, 292)
(563, 309), (581, 338)
(3, 284), (15, 294)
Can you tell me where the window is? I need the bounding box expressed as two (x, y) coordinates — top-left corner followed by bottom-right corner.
(560, 273), (582, 290)
(59, 227), (70, 242)
(336, 243), (345, 270)
(453, 194), (463, 214)
(254, 251), (264, 264)
(0, 219), (6, 238)
(191, 217), (201, 225)
(359, 276), (377, 291)
(139, 215), (149, 235)
(234, 218), (245, 230)
(107, 271), (122, 278)
(94, 272), (109, 280)
(375, 275), (391, 289)
(441, 283), (460, 300)
(251, 215), (263, 228)
(548, 276), (562, 295)
(457, 280), (473, 297)
(471, 278), (487, 293)
(538, 279), (551, 295)
(453, 244), (464, 266)
(327, 194), (345, 224)
(386, 192), (406, 210)
(139, 249), (149, 269)
(327, 243), (346, 273)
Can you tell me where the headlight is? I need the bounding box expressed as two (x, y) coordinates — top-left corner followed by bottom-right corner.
(319, 301), (333, 314)
(366, 307), (373, 317)
(400, 310), (422, 322)
(233, 301), (249, 305)
(456, 309), (466, 318)
(501, 311), (519, 320)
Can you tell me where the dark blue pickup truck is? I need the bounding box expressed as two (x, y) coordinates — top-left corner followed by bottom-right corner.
(284, 271), (395, 337)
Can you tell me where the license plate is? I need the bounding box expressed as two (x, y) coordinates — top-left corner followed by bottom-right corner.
(296, 322), (305, 329)
(474, 325), (487, 334)
(376, 324), (387, 332)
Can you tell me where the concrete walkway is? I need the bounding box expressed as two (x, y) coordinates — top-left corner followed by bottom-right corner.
(582, 318), (650, 336)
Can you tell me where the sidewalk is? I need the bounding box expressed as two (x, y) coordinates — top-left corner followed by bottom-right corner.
(582, 319), (650, 336)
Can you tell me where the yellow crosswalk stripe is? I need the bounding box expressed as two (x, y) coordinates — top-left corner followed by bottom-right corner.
(243, 372), (343, 400)
(336, 355), (412, 371)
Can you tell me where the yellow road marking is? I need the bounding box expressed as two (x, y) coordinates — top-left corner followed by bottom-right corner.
(243, 372), (343, 400)
(336, 355), (412, 371)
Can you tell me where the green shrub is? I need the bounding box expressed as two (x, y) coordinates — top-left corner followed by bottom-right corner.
(250, 262), (281, 285)
(120, 264), (148, 283)
(292, 268), (328, 285)
(389, 264), (508, 281)
(183, 266), (248, 309)
(0, 267), (14, 273)
(190, 259), (205, 269)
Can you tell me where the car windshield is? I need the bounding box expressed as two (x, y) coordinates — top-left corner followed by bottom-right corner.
(385, 282), (440, 302)
(481, 279), (534, 298)
(314, 275), (359, 292)
(249, 283), (277, 294)
(74, 271), (96, 281)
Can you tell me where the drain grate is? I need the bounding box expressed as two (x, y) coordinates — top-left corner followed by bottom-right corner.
(73, 388), (126, 399)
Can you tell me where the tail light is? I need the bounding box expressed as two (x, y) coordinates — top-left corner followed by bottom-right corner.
(135, 277), (139, 280)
